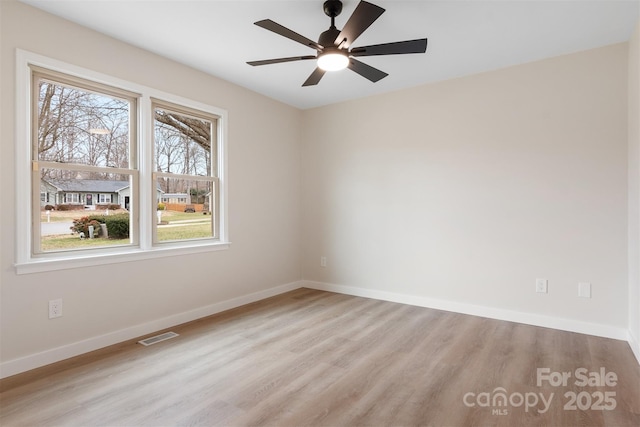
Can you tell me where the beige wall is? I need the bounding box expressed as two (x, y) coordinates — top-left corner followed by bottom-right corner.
(0, 1), (302, 368)
(629, 20), (640, 360)
(301, 43), (629, 330)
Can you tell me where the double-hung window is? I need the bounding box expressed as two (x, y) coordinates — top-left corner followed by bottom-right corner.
(153, 100), (219, 243)
(16, 50), (228, 273)
(31, 68), (137, 254)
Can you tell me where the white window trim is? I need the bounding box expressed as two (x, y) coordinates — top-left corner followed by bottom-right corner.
(64, 193), (80, 204)
(99, 194), (112, 204)
(15, 50), (230, 275)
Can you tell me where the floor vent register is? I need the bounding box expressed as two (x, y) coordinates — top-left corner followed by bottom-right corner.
(137, 331), (179, 346)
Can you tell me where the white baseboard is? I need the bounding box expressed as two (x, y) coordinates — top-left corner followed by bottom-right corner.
(628, 330), (640, 365)
(0, 281), (303, 379)
(303, 280), (630, 342)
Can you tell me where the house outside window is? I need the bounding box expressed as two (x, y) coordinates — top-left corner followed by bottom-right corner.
(161, 194), (189, 204)
(16, 50), (229, 274)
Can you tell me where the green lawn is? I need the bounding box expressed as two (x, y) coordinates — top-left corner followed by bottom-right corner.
(41, 220), (212, 251)
(41, 210), (91, 223)
(158, 210), (211, 223)
(41, 234), (127, 251)
(157, 222), (212, 241)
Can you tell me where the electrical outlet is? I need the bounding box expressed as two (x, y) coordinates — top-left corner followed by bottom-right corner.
(578, 282), (591, 298)
(320, 256), (327, 267)
(49, 298), (63, 319)
(535, 278), (548, 293)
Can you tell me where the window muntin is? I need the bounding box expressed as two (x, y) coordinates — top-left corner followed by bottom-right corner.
(32, 71), (137, 254)
(153, 101), (219, 244)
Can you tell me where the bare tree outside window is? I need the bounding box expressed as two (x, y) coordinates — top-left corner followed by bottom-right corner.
(37, 80), (130, 181)
(38, 80), (216, 179)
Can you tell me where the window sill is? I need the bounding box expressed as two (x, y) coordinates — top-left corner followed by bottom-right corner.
(14, 241), (231, 275)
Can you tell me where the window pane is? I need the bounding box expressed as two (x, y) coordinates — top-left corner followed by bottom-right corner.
(37, 79), (130, 168)
(154, 108), (213, 177)
(99, 194), (112, 204)
(38, 170), (133, 252)
(156, 177), (214, 242)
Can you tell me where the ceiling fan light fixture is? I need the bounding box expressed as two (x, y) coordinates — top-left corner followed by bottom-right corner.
(317, 51), (349, 71)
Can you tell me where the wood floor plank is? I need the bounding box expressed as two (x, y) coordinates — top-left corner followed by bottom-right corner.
(1, 288), (638, 426)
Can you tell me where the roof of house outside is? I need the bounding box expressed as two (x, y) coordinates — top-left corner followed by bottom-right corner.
(44, 179), (129, 193)
(162, 193), (189, 198)
(43, 178), (164, 193)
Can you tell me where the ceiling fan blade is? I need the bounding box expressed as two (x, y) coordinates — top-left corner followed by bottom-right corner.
(254, 19), (322, 51)
(247, 55), (316, 66)
(302, 67), (326, 87)
(348, 58), (388, 83)
(334, 1), (385, 49)
(350, 38), (427, 57)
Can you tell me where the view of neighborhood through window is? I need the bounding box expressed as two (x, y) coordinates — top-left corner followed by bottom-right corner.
(153, 103), (218, 242)
(33, 67), (221, 256)
(35, 72), (136, 253)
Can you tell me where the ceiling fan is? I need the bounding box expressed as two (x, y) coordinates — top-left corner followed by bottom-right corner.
(247, 0), (428, 87)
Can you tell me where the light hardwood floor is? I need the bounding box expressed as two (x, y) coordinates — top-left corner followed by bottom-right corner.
(1, 288), (639, 426)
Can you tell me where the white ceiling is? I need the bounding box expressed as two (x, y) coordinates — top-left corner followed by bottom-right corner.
(20, 0), (640, 109)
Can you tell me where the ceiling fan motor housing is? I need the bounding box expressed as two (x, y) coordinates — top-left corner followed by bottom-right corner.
(323, 0), (343, 18)
(319, 26), (341, 47)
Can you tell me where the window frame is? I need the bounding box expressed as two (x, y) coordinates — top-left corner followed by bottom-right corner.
(15, 50), (229, 274)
